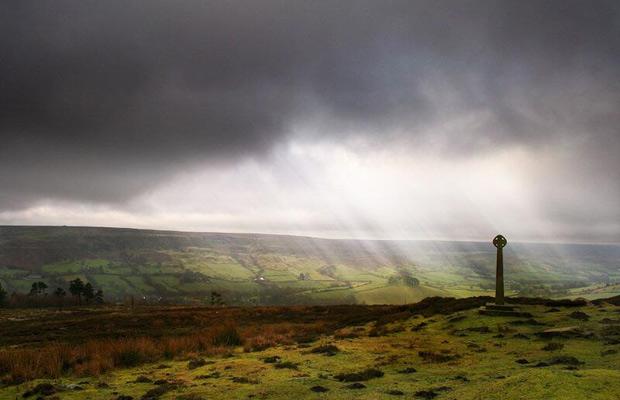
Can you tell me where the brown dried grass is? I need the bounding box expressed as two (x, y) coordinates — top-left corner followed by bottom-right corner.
(0, 323), (244, 384)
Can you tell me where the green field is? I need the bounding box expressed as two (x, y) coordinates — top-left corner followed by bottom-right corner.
(0, 226), (619, 305)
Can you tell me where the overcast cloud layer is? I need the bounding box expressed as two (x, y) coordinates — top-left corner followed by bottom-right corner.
(1, 1), (619, 242)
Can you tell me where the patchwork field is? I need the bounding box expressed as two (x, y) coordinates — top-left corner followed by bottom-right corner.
(1, 226), (619, 305)
(1, 296), (619, 399)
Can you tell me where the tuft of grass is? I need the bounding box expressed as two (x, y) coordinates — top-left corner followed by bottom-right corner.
(117, 350), (142, 367)
(418, 351), (460, 363)
(334, 368), (384, 382)
(541, 342), (564, 351)
(273, 361), (298, 370)
(310, 344), (340, 355)
(212, 323), (243, 347)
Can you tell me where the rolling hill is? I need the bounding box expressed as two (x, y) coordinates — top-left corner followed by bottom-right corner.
(1, 226), (619, 305)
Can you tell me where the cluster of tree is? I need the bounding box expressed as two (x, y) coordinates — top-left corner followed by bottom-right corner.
(298, 272), (310, 281)
(0, 279), (103, 308)
(388, 271), (420, 287)
(29, 281), (48, 296)
(0, 282), (6, 306)
(180, 270), (210, 284)
(510, 280), (589, 297)
(68, 278), (104, 305)
(210, 291), (225, 306)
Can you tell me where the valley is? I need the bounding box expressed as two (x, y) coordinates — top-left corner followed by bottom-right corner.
(1, 226), (619, 305)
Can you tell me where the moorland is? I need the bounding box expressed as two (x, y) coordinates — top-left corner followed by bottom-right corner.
(1, 296), (619, 399)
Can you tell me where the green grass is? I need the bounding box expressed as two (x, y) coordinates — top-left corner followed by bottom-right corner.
(42, 259), (109, 274)
(124, 276), (156, 294)
(0, 266), (27, 278)
(353, 284), (447, 304)
(88, 274), (135, 295)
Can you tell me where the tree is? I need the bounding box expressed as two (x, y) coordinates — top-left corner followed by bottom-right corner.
(69, 278), (85, 305)
(53, 287), (66, 309)
(210, 291), (224, 306)
(0, 283), (6, 306)
(83, 282), (95, 304)
(29, 281), (48, 296)
(94, 289), (104, 304)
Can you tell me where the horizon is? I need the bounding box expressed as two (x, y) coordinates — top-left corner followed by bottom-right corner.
(3, 224), (620, 247)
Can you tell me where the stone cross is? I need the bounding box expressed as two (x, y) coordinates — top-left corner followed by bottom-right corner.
(492, 234), (507, 305)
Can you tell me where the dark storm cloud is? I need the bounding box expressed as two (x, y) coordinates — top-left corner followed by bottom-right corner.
(1, 0), (619, 209)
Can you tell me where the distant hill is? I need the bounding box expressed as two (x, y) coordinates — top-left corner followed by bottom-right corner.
(1, 226), (619, 305)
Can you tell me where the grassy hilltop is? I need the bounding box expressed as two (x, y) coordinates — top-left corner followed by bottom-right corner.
(1, 297), (619, 399)
(1, 226), (620, 305)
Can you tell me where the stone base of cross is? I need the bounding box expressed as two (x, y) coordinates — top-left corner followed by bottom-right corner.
(479, 303), (531, 317)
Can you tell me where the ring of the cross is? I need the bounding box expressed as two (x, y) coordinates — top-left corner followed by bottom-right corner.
(493, 234), (507, 248)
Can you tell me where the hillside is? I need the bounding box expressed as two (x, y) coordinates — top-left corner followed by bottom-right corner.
(1, 297), (619, 399)
(1, 226), (619, 305)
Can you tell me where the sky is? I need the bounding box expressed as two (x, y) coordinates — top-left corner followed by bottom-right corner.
(0, 1), (619, 243)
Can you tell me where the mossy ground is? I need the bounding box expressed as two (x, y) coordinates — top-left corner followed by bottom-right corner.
(3, 303), (619, 399)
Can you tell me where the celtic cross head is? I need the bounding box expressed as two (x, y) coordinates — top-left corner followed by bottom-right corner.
(493, 234), (507, 249)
